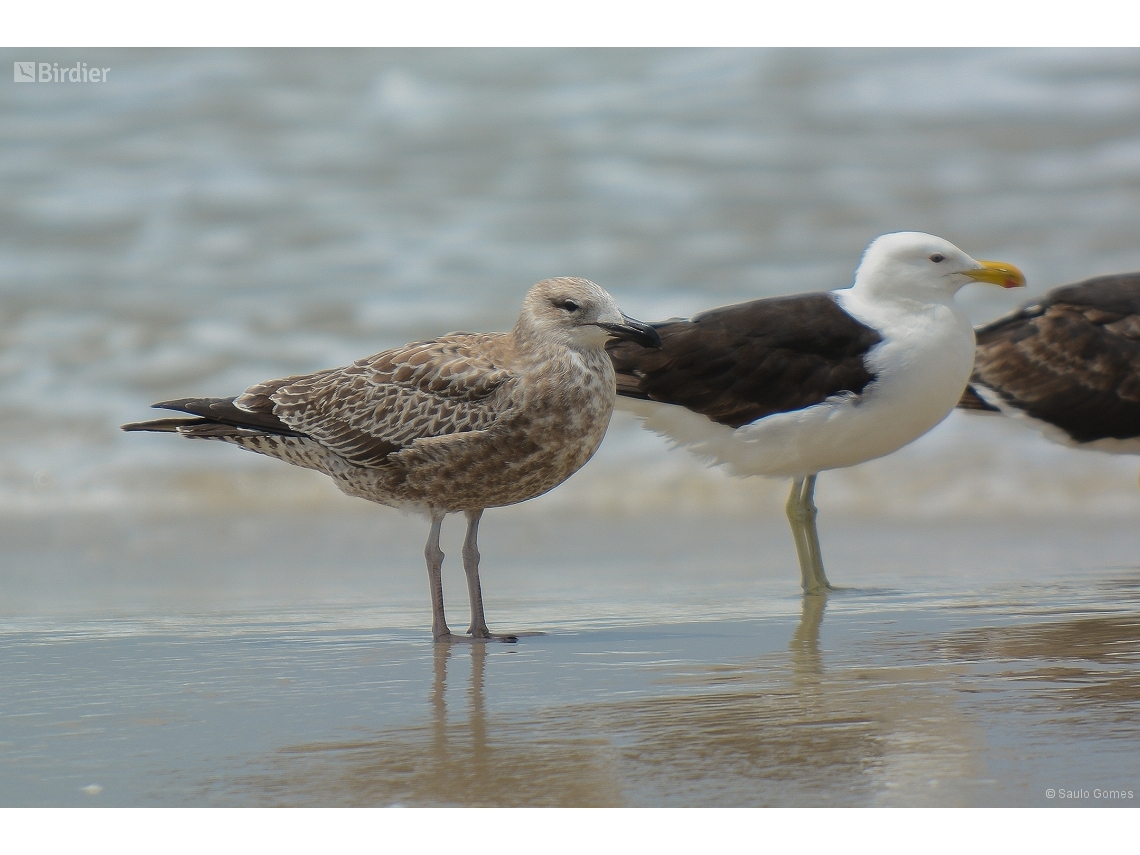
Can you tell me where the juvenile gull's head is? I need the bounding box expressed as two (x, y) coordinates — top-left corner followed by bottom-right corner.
(514, 277), (660, 353)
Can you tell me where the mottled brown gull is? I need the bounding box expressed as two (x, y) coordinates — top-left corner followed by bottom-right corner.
(608, 233), (1025, 594)
(960, 272), (1140, 457)
(123, 277), (660, 642)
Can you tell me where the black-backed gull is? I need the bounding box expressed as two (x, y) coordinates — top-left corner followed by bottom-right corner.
(123, 278), (660, 641)
(960, 272), (1140, 460)
(608, 232), (1025, 593)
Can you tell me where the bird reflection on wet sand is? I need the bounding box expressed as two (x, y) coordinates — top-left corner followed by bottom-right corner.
(790, 592), (827, 687)
(938, 612), (1140, 713)
(244, 643), (625, 806)
(230, 590), (997, 806)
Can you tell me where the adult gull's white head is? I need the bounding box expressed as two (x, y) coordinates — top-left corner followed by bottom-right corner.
(851, 232), (1025, 303)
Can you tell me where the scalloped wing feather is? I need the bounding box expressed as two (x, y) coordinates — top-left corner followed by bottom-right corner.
(234, 333), (520, 467)
(973, 276), (1140, 443)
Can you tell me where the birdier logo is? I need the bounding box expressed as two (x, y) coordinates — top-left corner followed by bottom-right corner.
(13, 62), (110, 83)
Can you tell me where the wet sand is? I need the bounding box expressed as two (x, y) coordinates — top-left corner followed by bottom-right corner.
(2, 510), (1137, 807)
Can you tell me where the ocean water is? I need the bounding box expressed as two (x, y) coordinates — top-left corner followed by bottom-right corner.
(2, 48), (1139, 807)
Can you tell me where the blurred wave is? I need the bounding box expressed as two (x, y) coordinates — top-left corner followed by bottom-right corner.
(3, 48), (1140, 521)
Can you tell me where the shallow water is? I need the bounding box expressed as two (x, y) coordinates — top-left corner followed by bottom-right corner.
(2, 48), (1140, 806)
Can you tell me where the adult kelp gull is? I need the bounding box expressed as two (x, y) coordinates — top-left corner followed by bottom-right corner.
(608, 232), (1025, 594)
(960, 272), (1140, 458)
(123, 278), (660, 642)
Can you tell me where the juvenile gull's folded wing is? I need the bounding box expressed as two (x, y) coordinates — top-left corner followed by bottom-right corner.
(234, 333), (520, 468)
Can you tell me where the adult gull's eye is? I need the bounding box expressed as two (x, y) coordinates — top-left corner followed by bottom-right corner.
(929, 253), (945, 263)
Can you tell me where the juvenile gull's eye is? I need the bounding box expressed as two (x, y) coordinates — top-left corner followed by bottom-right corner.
(929, 253), (945, 263)
(558, 299), (580, 312)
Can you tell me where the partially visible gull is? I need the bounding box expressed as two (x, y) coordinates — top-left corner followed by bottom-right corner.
(608, 232), (1025, 593)
(960, 272), (1140, 458)
(123, 278), (660, 642)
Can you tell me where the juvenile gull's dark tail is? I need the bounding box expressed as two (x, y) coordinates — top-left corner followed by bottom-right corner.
(121, 396), (307, 437)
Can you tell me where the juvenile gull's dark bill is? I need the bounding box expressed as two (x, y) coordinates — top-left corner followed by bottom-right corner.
(608, 232), (1025, 594)
(124, 277), (660, 642)
(960, 272), (1140, 460)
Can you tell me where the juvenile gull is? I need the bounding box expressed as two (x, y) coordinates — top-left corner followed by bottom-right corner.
(123, 278), (660, 641)
(960, 272), (1140, 459)
(608, 232), (1025, 593)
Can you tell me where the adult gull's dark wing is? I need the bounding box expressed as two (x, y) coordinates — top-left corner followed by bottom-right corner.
(607, 292), (884, 429)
